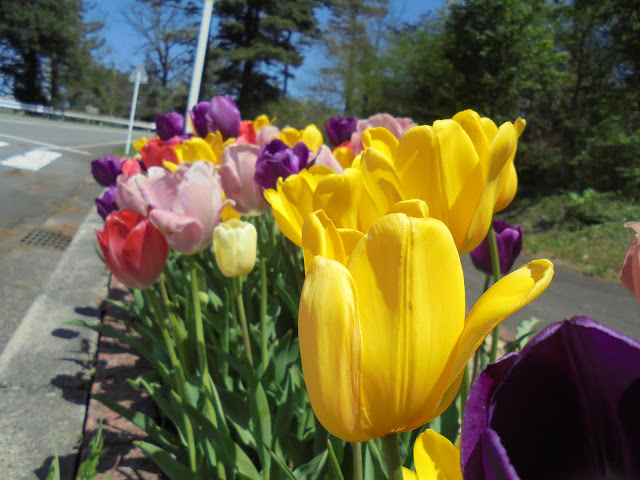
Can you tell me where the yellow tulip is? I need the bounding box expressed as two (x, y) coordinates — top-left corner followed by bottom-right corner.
(253, 114), (274, 131)
(263, 166), (335, 246)
(279, 124), (324, 152)
(358, 111), (524, 253)
(213, 219), (257, 277)
(402, 430), (462, 480)
(299, 207), (553, 442)
(174, 136), (219, 165)
(452, 110), (525, 215)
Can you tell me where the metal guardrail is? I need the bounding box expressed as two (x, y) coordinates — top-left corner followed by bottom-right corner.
(0, 97), (156, 131)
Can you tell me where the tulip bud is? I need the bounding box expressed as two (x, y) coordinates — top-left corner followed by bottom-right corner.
(213, 219), (257, 278)
(91, 156), (123, 186)
(95, 187), (118, 220)
(470, 220), (523, 275)
(325, 116), (357, 147)
(155, 112), (185, 140)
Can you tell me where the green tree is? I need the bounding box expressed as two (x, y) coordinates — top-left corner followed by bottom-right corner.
(208, 0), (320, 117)
(0, 0), (95, 105)
(317, 0), (388, 115)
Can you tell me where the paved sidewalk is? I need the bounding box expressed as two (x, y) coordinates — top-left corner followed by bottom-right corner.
(0, 208), (105, 478)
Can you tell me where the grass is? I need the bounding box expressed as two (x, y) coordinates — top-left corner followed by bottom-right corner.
(500, 189), (640, 281)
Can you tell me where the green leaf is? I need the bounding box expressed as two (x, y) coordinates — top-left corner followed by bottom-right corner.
(93, 394), (182, 455)
(326, 439), (345, 480)
(275, 274), (299, 318)
(292, 449), (329, 480)
(249, 378), (272, 475)
(136, 441), (195, 480)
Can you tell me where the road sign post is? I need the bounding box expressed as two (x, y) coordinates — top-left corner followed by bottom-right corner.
(124, 65), (148, 155)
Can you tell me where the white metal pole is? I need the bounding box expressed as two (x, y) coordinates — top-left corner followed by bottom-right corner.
(184, 0), (215, 133)
(124, 71), (142, 155)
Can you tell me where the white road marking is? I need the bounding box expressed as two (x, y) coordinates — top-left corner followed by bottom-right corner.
(0, 149), (62, 171)
(0, 141), (8, 148)
(0, 132), (89, 155)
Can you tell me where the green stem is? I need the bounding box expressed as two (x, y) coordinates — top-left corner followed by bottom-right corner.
(144, 289), (197, 473)
(381, 434), (404, 480)
(353, 442), (363, 480)
(260, 254), (268, 375)
(233, 276), (254, 366)
(459, 363), (471, 420)
(487, 223), (503, 363)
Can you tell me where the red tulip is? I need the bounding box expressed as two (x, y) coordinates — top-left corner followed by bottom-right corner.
(96, 210), (168, 289)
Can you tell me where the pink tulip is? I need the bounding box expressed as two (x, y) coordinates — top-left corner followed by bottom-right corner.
(256, 125), (280, 146)
(117, 162), (226, 255)
(351, 113), (416, 155)
(220, 143), (269, 216)
(313, 145), (344, 173)
(621, 222), (640, 306)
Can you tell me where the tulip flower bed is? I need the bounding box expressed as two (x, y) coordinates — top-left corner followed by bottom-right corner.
(78, 95), (640, 479)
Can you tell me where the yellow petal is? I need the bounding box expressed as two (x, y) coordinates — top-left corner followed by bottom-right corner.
(387, 199), (429, 219)
(279, 126), (301, 147)
(460, 123), (516, 253)
(359, 149), (405, 224)
(264, 166), (333, 246)
(313, 169), (363, 231)
(302, 209), (347, 274)
(175, 136), (217, 164)
(348, 215), (465, 437)
(133, 137), (148, 152)
(302, 124), (324, 152)
(338, 228), (364, 259)
(299, 256), (369, 441)
(362, 127), (399, 160)
(453, 110), (490, 166)
(494, 119), (525, 213)
(448, 259), (554, 385)
(253, 114), (271, 131)
(403, 468), (419, 480)
(333, 146), (355, 169)
(163, 160), (179, 172)
(414, 430), (463, 480)
(394, 123), (483, 252)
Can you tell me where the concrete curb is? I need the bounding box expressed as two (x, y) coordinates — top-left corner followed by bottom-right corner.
(0, 208), (106, 479)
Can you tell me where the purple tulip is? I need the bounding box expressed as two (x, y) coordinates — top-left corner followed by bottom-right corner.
(462, 316), (640, 480)
(95, 187), (118, 220)
(91, 156), (123, 187)
(325, 116), (357, 147)
(155, 112), (185, 140)
(189, 95), (241, 140)
(470, 220), (523, 275)
(254, 139), (312, 190)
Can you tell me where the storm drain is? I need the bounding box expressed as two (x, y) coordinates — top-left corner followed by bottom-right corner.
(20, 229), (73, 251)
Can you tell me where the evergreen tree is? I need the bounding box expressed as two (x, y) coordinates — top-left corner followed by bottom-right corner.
(209, 0), (320, 116)
(0, 0), (95, 105)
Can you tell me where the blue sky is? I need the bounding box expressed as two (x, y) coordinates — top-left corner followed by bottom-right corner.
(88, 0), (444, 97)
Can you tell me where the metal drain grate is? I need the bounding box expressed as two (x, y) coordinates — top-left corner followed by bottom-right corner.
(20, 229), (73, 251)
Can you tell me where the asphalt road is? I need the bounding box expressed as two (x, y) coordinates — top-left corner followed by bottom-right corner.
(0, 112), (149, 353)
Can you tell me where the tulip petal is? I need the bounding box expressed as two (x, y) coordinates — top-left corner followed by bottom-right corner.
(362, 126), (399, 160)
(302, 209), (347, 273)
(461, 352), (518, 476)
(359, 149), (405, 224)
(486, 317), (640, 478)
(449, 259), (554, 386)
(299, 256), (369, 441)
(402, 467), (418, 480)
(620, 222), (640, 306)
(349, 215), (465, 436)
(264, 166), (332, 246)
(394, 123), (483, 251)
(461, 123), (516, 253)
(414, 430), (463, 480)
(481, 429), (520, 480)
(149, 209), (205, 255)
